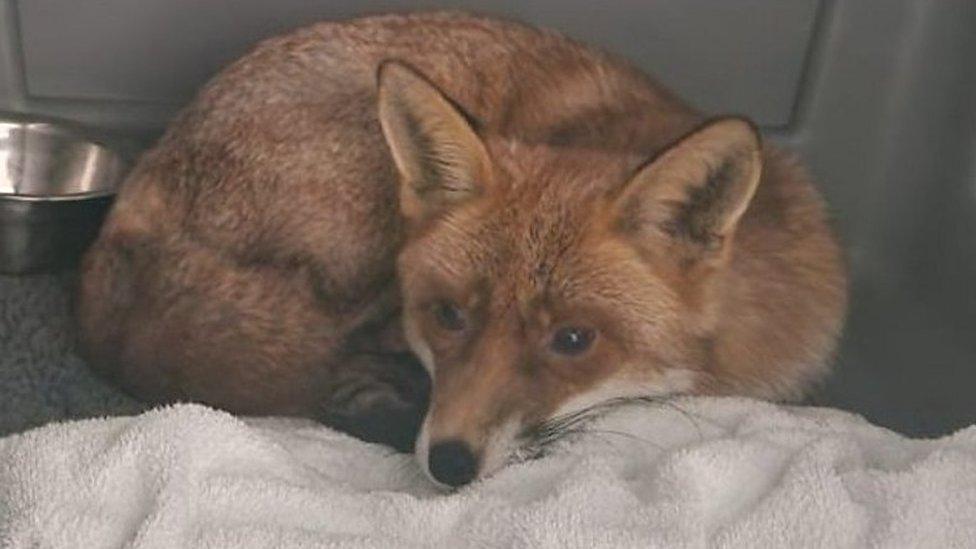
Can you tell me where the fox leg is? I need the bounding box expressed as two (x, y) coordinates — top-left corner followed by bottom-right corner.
(320, 350), (430, 452)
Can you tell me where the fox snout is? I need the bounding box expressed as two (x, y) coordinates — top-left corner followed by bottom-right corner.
(412, 339), (529, 488)
(417, 413), (521, 489)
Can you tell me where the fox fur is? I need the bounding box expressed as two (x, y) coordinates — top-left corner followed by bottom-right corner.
(77, 12), (847, 484)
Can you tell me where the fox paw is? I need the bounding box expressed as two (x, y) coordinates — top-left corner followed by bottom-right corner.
(321, 352), (430, 453)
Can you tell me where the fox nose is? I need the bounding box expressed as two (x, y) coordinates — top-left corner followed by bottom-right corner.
(428, 439), (478, 487)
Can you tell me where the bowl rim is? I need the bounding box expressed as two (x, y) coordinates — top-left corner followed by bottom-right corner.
(0, 189), (117, 202)
(0, 111), (130, 201)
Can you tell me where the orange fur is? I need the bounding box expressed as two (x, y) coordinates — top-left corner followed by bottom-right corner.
(76, 12), (847, 478)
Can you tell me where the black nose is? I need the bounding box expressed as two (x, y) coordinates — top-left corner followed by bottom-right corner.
(428, 439), (478, 487)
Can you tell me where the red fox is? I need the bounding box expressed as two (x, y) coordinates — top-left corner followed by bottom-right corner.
(77, 12), (847, 487)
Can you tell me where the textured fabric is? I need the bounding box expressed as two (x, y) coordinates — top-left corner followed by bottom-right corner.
(2, 399), (975, 548)
(0, 273), (142, 436)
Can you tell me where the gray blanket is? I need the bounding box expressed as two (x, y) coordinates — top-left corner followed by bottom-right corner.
(0, 273), (143, 436)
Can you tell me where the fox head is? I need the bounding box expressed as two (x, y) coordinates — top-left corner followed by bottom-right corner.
(377, 61), (763, 487)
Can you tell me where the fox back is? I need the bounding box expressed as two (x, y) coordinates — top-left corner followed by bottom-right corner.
(77, 12), (847, 486)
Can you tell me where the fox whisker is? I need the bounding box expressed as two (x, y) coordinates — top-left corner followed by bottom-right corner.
(512, 395), (707, 464)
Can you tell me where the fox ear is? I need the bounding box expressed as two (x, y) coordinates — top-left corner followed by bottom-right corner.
(613, 117), (763, 260)
(377, 61), (492, 224)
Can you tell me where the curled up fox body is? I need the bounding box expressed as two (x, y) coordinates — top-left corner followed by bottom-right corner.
(77, 12), (847, 487)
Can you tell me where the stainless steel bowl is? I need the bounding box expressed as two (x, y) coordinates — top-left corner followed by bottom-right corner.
(0, 114), (130, 274)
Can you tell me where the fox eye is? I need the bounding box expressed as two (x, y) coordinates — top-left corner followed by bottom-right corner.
(432, 299), (466, 332)
(550, 326), (596, 356)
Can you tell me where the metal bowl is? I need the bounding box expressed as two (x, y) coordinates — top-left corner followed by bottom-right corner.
(0, 113), (130, 274)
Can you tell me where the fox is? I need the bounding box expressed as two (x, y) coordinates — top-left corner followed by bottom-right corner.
(77, 11), (847, 488)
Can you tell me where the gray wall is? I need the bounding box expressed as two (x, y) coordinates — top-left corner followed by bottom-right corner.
(1, 0), (973, 435)
(1, 0), (821, 130)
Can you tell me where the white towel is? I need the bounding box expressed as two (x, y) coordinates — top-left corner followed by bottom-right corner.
(1, 397), (975, 548)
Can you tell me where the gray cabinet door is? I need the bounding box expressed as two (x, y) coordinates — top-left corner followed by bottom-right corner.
(16, 0), (820, 127)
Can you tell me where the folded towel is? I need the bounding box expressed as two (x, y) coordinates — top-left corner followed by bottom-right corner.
(1, 397), (974, 548)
